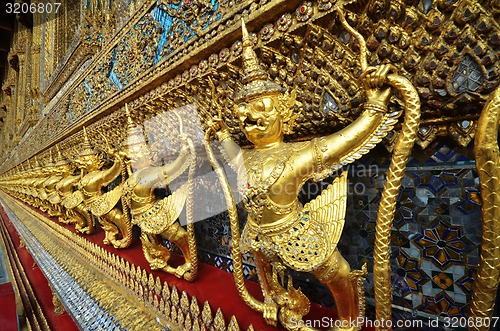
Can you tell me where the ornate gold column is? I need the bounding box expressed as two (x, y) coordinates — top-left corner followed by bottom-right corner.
(27, 12), (43, 127)
(42, 2), (56, 84)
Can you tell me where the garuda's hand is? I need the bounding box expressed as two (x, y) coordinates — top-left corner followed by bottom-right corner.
(362, 64), (395, 107)
(207, 117), (231, 140)
(107, 147), (120, 158)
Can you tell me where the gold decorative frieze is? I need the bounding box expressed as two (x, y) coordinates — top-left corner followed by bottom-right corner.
(0, 1), (499, 330)
(1, 0), (298, 171)
(2, 0), (497, 173)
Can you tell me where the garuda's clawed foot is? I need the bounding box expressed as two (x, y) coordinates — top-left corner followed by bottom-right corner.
(172, 263), (191, 279)
(263, 301), (279, 327)
(162, 263), (192, 279)
(111, 237), (131, 249)
(58, 216), (69, 224)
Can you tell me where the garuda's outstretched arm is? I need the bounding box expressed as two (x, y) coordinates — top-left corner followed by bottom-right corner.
(162, 142), (192, 183)
(316, 65), (394, 170)
(100, 154), (122, 186)
(208, 118), (244, 166)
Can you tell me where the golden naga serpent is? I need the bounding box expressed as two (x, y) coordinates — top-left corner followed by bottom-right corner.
(172, 110), (199, 282)
(469, 86), (500, 330)
(336, 8), (421, 330)
(203, 128), (266, 313)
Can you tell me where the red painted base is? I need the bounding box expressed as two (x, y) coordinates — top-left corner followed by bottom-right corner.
(0, 283), (18, 331)
(0, 205), (78, 331)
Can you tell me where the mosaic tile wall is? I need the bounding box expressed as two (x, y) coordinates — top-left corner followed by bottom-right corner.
(191, 139), (489, 322)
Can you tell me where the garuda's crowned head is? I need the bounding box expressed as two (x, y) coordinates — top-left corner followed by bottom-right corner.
(234, 19), (297, 146)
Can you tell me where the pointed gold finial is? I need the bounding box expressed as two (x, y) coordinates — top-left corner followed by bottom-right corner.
(54, 144), (70, 166)
(56, 144), (63, 160)
(82, 126), (91, 149)
(236, 19), (282, 103)
(125, 103), (135, 128)
(123, 103), (148, 152)
(47, 149), (55, 166)
(33, 155), (42, 170)
(241, 17), (247, 34)
(83, 126), (88, 138)
(240, 18), (267, 85)
(79, 126), (98, 157)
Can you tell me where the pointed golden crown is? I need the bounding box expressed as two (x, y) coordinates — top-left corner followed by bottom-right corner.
(54, 144), (70, 166)
(235, 19), (283, 103)
(78, 126), (99, 157)
(33, 156), (42, 170)
(47, 149), (55, 166)
(123, 104), (148, 151)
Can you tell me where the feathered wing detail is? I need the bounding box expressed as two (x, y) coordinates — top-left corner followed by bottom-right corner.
(87, 183), (123, 216)
(271, 171), (348, 272)
(163, 182), (189, 222)
(303, 170), (348, 247)
(134, 183), (189, 234)
(62, 190), (84, 209)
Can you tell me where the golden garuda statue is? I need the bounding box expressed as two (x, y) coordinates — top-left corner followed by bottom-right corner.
(122, 105), (199, 281)
(73, 127), (133, 248)
(38, 151), (58, 215)
(31, 156), (50, 211)
(20, 161), (37, 205)
(203, 17), (420, 331)
(44, 147), (72, 218)
(54, 147), (95, 234)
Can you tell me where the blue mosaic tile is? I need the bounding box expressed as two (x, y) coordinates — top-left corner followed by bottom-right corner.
(414, 218), (474, 269)
(455, 267), (476, 299)
(395, 249), (430, 296)
(416, 292), (465, 317)
(456, 188), (481, 215)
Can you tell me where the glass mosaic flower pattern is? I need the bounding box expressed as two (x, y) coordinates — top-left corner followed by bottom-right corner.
(414, 219), (474, 269)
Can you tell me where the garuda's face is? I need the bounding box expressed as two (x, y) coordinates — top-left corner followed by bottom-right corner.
(128, 144), (153, 170)
(58, 164), (73, 175)
(76, 155), (103, 172)
(236, 96), (283, 146)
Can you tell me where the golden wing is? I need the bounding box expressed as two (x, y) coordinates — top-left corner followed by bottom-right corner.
(162, 182), (189, 223)
(302, 170), (348, 248)
(62, 190), (84, 209)
(87, 184), (123, 217)
(274, 171), (348, 272)
(135, 183), (189, 234)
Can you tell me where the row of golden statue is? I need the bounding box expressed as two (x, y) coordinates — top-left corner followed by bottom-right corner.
(3, 18), (498, 331)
